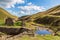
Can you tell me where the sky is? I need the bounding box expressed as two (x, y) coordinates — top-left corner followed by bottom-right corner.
(0, 0), (60, 17)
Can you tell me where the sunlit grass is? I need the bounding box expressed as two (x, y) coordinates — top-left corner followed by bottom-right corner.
(13, 35), (60, 40)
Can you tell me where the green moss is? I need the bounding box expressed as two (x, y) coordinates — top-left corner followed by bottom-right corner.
(14, 21), (22, 26)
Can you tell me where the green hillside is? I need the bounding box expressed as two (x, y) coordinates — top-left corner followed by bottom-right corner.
(0, 7), (17, 25)
(33, 5), (60, 27)
(0, 8), (17, 19)
(29, 5), (60, 20)
(24, 5), (60, 34)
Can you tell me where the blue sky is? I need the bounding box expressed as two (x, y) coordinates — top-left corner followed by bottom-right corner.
(0, 0), (60, 17)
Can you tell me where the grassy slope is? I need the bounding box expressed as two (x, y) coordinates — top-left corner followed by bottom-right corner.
(29, 5), (60, 21)
(0, 8), (17, 24)
(24, 5), (60, 34)
(0, 8), (17, 19)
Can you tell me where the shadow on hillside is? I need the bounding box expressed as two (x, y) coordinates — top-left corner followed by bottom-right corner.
(34, 16), (60, 25)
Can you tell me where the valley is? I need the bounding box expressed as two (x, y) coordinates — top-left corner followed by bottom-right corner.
(0, 5), (60, 40)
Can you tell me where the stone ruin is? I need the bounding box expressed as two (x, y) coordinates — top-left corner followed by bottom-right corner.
(5, 17), (14, 26)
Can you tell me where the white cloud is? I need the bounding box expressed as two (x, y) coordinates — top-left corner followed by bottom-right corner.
(27, 2), (32, 5)
(18, 2), (45, 15)
(0, 0), (25, 8)
(20, 11), (25, 14)
(0, 0), (46, 17)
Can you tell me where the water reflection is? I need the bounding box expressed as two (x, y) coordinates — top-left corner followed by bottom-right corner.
(35, 29), (51, 35)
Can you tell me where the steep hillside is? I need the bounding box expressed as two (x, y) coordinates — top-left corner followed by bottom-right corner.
(29, 5), (60, 21)
(33, 5), (60, 26)
(26, 5), (60, 24)
(24, 5), (60, 33)
(0, 8), (17, 19)
(0, 8), (17, 24)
